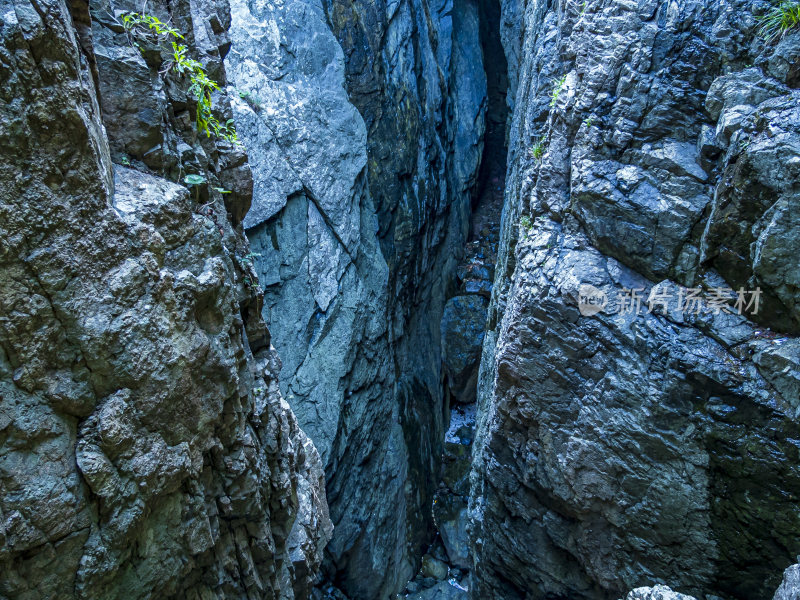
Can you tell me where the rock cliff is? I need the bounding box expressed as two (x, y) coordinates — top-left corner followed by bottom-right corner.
(233, 0), (488, 595)
(0, 1), (330, 598)
(469, 0), (800, 597)
(3, 0), (800, 596)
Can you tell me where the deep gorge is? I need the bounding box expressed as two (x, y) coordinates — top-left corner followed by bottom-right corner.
(2, 0), (800, 598)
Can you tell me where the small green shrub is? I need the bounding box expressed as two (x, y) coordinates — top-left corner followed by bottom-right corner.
(583, 116), (594, 128)
(184, 173), (206, 201)
(529, 137), (546, 160)
(758, 0), (800, 41)
(520, 215), (533, 230)
(121, 12), (241, 146)
(121, 12), (184, 38)
(550, 74), (567, 107)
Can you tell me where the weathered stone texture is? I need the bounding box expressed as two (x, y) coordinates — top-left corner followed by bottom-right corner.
(773, 562), (800, 600)
(232, 0), (488, 596)
(469, 0), (800, 597)
(0, 2), (330, 598)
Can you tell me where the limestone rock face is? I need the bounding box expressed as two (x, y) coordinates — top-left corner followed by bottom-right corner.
(773, 563), (800, 600)
(469, 0), (800, 598)
(231, 0), (487, 596)
(0, 2), (330, 598)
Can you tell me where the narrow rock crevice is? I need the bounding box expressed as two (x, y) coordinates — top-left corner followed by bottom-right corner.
(398, 0), (509, 595)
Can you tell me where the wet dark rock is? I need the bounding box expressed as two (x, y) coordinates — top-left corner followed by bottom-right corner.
(441, 296), (489, 405)
(433, 405), (476, 570)
(421, 555), (449, 580)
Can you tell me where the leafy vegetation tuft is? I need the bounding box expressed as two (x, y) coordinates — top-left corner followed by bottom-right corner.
(121, 12), (184, 38)
(550, 74), (568, 107)
(238, 90), (263, 111)
(758, 0), (800, 42)
(121, 12), (241, 146)
(529, 137), (546, 160)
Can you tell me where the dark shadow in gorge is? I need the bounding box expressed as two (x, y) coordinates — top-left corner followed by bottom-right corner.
(394, 0), (511, 595)
(471, 0), (509, 241)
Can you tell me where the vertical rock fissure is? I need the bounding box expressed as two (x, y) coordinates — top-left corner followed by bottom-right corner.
(404, 0), (509, 595)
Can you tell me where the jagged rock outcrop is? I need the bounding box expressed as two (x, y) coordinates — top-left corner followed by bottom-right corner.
(620, 561), (800, 600)
(433, 404), (476, 570)
(469, 0), (800, 598)
(231, 0), (488, 596)
(0, 2), (330, 598)
(622, 586), (698, 600)
(773, 562), (800, 600)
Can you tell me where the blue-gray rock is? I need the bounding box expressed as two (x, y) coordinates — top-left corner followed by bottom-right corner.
(441, 296), (489, 405)
(622, 586), (698, 600)
(230, 0), (487, 595)
(773, 563), (800, 600)
(468, 0), (800, 596)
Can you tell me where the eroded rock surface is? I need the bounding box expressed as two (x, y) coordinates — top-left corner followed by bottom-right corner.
(622, 586), (698, 600)
(773, 562), (800, 600)
(469, 0), (800, 598)
(0, 2), (330, 598)
(231, 0), (488, 596)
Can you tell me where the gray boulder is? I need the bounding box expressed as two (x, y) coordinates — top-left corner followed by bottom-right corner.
(623, 586), (697, 600)
(441, 295), (489, 405)
(404, 580), (469, 600)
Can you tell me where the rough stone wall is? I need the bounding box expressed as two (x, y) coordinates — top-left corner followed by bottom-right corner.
(234, 0), (488, 596)
(0, 2), (330, 598)
(470, 0), (800, 598)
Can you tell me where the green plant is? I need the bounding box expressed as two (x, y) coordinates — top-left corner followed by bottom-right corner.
(184, 173), (206, 202)
(529, 137), (546, 160)
(758, 0), (800, 41)
(550, 74), (567, 107)
(121, 12), (241, 146)
(121, 12), (184, 38)
(238, 89), (262, 111)
(520, 215), (533, 230)
(236, 251), (262, 272)
(184, 174), (206, 185)
(213, 186), (232, 194)
(237, 251), (262, 289)
(121, 155), (131, 166)
(583, 116), (594, 128)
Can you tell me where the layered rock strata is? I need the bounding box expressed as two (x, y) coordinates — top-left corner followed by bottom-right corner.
(234, 0), (489, 595)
